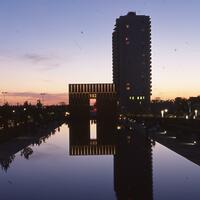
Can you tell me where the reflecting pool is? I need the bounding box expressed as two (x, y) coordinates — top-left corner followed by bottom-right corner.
(0, 120), (200, 200)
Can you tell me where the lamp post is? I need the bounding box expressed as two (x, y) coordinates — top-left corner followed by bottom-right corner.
(188, 101), (191, 114)
(40, 93), (46, 105)
(161, 110), (164, 118)
(2, 92), (8, 104)
(195, 109), (198, 117)
(161, 109), (168, 118)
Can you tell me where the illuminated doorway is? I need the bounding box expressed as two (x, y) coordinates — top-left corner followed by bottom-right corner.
(89, 94), (97, 114)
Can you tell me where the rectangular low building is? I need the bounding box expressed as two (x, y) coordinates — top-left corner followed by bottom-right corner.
(68, 83), (117, 118)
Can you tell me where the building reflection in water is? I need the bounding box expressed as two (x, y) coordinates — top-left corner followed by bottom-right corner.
(69, 117), (153, 200)
(69, 118), (116, 156)
(114, 126), (153, 199)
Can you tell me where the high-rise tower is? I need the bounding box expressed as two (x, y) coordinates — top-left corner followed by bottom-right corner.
(112, 12), (152, 112)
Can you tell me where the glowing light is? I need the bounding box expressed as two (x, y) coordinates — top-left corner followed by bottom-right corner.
(160, 130), (167, 134)
(195, 109), (198, 117)
(65, 112), (70, 117)
(161, 110), (164, 118)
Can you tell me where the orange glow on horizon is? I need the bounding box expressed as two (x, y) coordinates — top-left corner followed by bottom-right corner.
(0, 93), (68, 105)
(0, 89), (199, 106)
(152, 90), (200, 100)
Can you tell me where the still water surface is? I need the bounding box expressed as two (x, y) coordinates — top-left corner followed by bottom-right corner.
(0, 123), (200, 200)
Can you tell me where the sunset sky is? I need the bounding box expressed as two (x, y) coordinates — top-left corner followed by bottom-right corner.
(0, 0), (200, 104)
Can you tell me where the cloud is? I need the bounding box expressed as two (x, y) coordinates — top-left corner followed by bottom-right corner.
(8, 92), (39, 98)
(0, 50), (68, 72)
(22, 53), (62, 71)
(2, 92), (68, 105)
(23, 53), (49, 63)
(39, 64), (61, 71)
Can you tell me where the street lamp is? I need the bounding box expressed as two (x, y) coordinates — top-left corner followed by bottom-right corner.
(40, 93), (46, 105)
(161, 110), (164, 118)
(161, 109), (168, 118)
(195, 109), (198, 117)
(2, 92), (8, 104)
(188, 101), (191, 114)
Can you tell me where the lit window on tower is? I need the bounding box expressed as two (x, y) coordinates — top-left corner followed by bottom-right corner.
(125, 37), (130, 45)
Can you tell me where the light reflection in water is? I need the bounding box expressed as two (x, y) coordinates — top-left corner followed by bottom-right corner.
(90, 120), (97, 140)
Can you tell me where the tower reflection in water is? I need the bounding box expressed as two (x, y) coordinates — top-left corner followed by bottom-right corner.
(69, 116), (153, 200)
